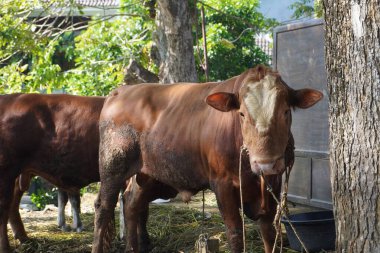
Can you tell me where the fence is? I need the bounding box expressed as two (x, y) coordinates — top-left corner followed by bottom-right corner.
(255, 37), (272, 65)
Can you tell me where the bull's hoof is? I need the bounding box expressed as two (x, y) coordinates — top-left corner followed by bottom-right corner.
(15, 233), (29, 243)
(74, 226), (84, 232)
(59, 225), (71, 232)
(139, 241), (153, 253)
(124, 246), (135, 253)
(0, 245), (11, 253)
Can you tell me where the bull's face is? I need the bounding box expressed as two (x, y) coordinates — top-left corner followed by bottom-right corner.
(206, 66), (323, 175)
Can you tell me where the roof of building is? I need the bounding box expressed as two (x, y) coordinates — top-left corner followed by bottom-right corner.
(75, 0), (119, 7)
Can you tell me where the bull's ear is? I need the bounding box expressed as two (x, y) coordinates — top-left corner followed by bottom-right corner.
(206, 92), (240, 112)
(293, 89), (323, 109)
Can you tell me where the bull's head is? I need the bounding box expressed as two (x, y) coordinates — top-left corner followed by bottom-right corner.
(206, 65), (323, 175)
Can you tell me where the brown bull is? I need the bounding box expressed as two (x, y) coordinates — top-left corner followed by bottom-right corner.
(0, 94), (104, 253)
(92, 65), (323, 253)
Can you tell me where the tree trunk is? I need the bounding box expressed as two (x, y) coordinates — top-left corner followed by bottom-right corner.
(323, 0), (380, 252)
(154, 0), (198, 83)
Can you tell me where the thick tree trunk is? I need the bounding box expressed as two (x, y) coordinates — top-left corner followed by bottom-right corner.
(323, 0), (380, 252)
(154, 0), (198, 83)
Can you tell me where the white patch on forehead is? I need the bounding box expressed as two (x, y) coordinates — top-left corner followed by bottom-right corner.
(243, 75), (279, 133)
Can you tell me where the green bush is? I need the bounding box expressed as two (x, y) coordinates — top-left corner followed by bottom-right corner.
(30, 187), (58, 210)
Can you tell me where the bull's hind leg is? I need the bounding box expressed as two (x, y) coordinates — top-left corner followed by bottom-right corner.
(69, 191), (83, 232)
(57, 189), (70, 231)
(0, 176), (16, 253)
(123, 176), (151, 253)
(92, 123), (140, 253)
(124, 175), (178, 253)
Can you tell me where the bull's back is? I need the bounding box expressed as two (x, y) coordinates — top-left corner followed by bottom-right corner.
(0, 93), (104, 188)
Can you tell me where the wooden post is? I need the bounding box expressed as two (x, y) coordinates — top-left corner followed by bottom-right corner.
(201, 5), (209, 82)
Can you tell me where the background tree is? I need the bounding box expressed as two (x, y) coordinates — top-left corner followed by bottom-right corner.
(196, 0), (276, 81)
(154, 0), (198, 83)
(323, 0), (379, 252)
(290, 0), (323, 19)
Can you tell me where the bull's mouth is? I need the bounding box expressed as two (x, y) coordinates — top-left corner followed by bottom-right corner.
(250, 157), (285, 175)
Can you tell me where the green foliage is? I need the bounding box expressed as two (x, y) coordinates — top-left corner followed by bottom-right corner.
(0, 0), (76, 93)
(196, 0), (277, 81)
(289, 0), (323, 19)
(62, 16), (154, 96)
(80, 182), (100, 195)
(29, 177), (58, 210)
(1, 0), (154, 96)
(1, 0), (277, 94)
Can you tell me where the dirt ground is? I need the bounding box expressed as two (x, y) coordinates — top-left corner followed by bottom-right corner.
(9, 190), (330, 253)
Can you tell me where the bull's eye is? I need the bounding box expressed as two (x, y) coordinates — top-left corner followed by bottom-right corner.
(285, 110), (290, 117)
(239, 112), (245, 118)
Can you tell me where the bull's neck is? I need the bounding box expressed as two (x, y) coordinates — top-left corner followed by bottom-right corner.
(206, 77), (245, 156)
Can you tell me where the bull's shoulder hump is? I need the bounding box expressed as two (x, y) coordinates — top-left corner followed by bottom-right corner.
(101, 82), (218, 127)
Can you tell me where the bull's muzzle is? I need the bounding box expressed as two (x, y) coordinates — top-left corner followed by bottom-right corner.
(250, 157), (285, 175)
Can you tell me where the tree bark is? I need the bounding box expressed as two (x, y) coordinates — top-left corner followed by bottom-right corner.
(154, 0), (198, 83)
(323, 0), (380, 252)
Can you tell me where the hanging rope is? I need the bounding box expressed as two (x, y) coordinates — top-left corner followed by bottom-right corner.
(239, 146), (248, 252)
(239, 132), (309, 253)
(260, 170), (310, 253)
(271, 166), (290, 253)
(195, 191), (211, 253)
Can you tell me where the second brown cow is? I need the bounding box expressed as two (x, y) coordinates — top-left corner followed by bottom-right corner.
(0, 94), (104, 253)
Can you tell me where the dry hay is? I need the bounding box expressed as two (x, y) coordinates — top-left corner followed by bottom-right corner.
(147, 204), (298, 253)
(9, 194), (300, 252)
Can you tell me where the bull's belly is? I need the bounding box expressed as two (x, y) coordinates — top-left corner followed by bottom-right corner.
(28, 154), (98, 190)
(140, 138), (208, 193)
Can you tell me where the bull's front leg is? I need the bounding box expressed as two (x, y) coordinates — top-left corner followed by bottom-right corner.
(259, 214), (277, 253)
(212, 182), (244, 253)
(259, 176), (281, 253)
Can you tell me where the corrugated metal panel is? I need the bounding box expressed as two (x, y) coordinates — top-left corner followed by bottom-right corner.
(273, 19), (332, 209)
